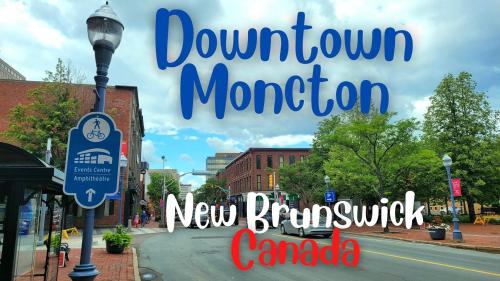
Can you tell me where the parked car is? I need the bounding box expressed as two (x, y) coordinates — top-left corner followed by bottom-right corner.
(254, 210), (274, 229)
(189, 212), (211, 228)
(222, 208), (239, 226)
(280, 212), (332, 238)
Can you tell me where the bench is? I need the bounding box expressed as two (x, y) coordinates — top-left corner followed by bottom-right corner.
(474, 214), (500, 225)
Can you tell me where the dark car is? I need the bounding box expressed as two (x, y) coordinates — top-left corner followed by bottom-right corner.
(214, 208), (239, 226)
(188, 212), (211, 228)
(255, 210), (274, 229)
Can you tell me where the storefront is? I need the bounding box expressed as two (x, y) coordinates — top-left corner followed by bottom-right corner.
(0, 142), (66, 281)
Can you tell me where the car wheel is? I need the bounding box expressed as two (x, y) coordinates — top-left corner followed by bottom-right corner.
(280, 224), (287, 235)
(323, 234), (331, 238)
(207, 222), (211, 228)
(299, 228), (305, 238)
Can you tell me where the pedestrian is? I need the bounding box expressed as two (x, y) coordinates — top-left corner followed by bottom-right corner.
(141, 210), (148, 228)
(133, 213), (139, 228)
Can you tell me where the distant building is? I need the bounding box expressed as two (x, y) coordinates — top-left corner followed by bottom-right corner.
(0, 58), (25, 80)
(148, 169), (180, 182)
(206, 152), (241, 179)
(179, 184), (192, 201)
(216, 148), (310, 217)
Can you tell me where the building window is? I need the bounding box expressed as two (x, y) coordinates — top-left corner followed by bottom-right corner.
(109, 200), (115, 215)
(279, 155), (284, 167)
(267, 155), (273, 168)
(289, 155), (296, 165)
(257, 175), (261, 190)
(256, 155), (261, 169)
(300, 155), (305, 162)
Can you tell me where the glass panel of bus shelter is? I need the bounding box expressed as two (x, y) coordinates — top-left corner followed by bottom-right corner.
(0, 188), (7, 266)
(14, 187), (40, 281)
(46, 195), (63, 281)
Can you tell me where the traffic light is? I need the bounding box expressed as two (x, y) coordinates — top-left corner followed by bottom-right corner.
(268, 174), (273, 189)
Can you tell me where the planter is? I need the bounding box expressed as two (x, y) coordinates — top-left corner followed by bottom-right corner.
(428, 228), (446, 240)
(105, 241), (125, 254)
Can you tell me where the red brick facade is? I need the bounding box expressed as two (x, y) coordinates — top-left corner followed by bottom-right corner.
(0, 80), (144, 228)
(217, 148), (311, 196)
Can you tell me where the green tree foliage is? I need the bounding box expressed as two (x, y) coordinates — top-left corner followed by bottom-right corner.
(279, 158), (325, 208)
(4, 59), (82, 169)
(194, 178), (227, 204)
(423, 72), (499, 220)
(318, 110), (420, 201)
(147, 172), (180, 214)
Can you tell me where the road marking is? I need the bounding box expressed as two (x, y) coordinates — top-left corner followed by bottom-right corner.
(271, 234), (500, 277)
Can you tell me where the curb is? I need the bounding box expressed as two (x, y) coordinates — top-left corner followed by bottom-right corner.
(132, 247), (141, 281)
(344, 232), (500, 254)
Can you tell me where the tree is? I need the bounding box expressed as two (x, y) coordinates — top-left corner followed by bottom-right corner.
(147, 172), (180, 215)
(279, 158), (325, 209)
(3, 59), (83, 169)
(194, 178), (227, 204)
(423, 72), (499, 221)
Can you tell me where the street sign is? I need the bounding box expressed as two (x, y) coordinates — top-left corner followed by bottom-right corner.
(325, 191), (336, 203)
(64, 112), (122, 209)
(452, 178), (462, 197)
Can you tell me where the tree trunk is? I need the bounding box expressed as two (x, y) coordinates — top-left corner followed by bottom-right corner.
(444, 197), (449, 215)
(426, 198), (431, 216)
(466, 195), (476, 222)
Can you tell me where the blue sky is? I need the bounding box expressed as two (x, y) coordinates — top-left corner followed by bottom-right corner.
(1, 0), (499, 188)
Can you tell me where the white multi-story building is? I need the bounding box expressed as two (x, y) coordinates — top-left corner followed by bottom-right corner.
(179, 184), (192, 202)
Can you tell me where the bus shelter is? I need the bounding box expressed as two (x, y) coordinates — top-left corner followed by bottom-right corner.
(0, 142), (66, 281)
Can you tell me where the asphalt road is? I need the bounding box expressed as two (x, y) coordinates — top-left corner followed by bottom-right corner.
(136, 225), (500, 281)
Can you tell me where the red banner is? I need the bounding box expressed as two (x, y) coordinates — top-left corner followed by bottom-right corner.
(452, 178), (461, 197)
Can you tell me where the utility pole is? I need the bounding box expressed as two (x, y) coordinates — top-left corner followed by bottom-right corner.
(37, 138), (51, 245)
(161, 155), (166, 226)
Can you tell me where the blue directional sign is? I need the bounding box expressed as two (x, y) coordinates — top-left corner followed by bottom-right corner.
(64, 112), (122, 209)
(325, 191), (336, 203)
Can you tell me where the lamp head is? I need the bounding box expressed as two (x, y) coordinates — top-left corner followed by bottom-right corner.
(442, 154), (452, 168)
(324, 175), (330, 184)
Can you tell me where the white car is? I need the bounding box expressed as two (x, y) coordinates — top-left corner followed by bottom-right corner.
(280, 212), (333, 238)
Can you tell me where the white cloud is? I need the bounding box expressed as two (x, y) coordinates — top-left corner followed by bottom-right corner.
(184, 136), (199, 141)
(206, 137), (241, 152)
(410, 96), (431, 121)
(179, 153), (193, 162)
(141, 139), (157, 163)
(257, 134), (314, 147)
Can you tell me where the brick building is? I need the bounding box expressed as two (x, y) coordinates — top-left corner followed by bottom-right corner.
(0, 79), (144, 227)
(216, 148), (310, 217)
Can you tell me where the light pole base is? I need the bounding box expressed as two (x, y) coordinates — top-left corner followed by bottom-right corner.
(452, 230), (464, 242)
(68, 264), (99, 281)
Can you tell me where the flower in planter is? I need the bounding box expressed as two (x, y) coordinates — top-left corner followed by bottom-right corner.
(427, 223), (450, 231)
(103, 225), (133, 253)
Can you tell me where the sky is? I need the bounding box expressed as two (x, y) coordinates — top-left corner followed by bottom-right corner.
(1, 0), (499, 189)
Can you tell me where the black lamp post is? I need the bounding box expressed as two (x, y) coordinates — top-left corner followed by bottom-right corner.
(68, 2), (123, 281)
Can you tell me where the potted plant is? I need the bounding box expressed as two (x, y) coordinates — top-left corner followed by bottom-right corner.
(427, 223), (450, 240)
(103, 225), (132, 254)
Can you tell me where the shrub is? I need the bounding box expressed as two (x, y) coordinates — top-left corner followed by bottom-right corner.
(102, 225), (132, 248)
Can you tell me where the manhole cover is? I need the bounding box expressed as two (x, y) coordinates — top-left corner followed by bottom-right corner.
(139, 267), (162, 281)
(141, 273), (156, 281)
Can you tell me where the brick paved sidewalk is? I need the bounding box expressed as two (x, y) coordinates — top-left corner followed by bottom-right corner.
(345, 223), (500, 252)
(58, 248), (135, 281)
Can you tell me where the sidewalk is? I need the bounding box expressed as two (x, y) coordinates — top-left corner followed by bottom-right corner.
(345, 223), (500, 252)
(58, 248), (135, 281)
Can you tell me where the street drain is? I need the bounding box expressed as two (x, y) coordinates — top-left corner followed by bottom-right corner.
(139, 267), (162, 281)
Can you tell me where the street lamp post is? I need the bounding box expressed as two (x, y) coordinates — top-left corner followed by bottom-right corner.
(161, 155), (166, 226)
(118, 154), (128, 225)
(69, 3), (124, 281)
(442, 154), (463, 242)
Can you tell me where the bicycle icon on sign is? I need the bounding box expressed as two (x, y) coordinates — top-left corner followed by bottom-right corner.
(86, 130), (106, 140)
(84, 118), (108, 141)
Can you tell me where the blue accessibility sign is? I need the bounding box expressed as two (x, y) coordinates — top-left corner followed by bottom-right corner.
(325, 191), (336, 203)
(63, 112), (122, 209)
